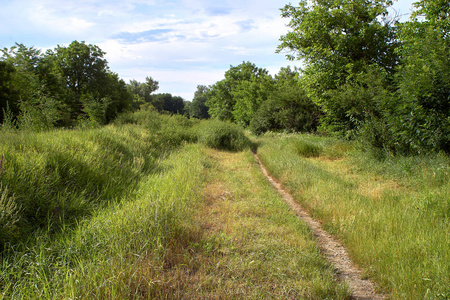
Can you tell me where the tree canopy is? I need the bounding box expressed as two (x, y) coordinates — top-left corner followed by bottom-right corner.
(0, 41), (186, 129)
(274, 0), (449, 154)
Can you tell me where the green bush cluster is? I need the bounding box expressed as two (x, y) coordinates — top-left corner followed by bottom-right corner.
(196, 120), (251, 152)
(294, 140), (323, 158)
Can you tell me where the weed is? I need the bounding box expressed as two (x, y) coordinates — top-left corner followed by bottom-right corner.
(197, 120), (250, 152)
(295, 140), (323, 157)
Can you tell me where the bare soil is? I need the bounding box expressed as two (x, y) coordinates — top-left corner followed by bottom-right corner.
(254, 153), (386, 300)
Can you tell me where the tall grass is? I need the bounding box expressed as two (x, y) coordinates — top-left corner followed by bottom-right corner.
(0, 144), (205, 299)
(0, 109), (210, 248)
(0, 109), (254, 298)
(0, 125), (162, 246)
(257, 133), (450, 299)
(196, 120), (251, 152)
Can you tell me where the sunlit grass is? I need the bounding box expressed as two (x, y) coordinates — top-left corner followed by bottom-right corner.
(0, 112), (256, 299)
(0, 144), (205, 299)
(160, 148), (350, 299)
(257, 133), (450, 299)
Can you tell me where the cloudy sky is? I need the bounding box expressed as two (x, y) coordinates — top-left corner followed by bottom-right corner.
(1, 0), (416, 101)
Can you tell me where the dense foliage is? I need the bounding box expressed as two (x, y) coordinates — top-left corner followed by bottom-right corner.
(187, 85), (210, 119)
(275, 0), (449, 154)
(206, 62), (320, 134)
(0, 41), (187, 129)
(200, 0), (449, 155)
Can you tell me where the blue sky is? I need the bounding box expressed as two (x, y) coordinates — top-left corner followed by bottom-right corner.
(1, 0), (416, 100)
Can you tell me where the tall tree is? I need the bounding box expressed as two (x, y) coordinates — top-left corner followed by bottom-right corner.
(127, 76), (159, 110)
(206, 61), (273, 126)
(55, 41), (108, 95)
(189, 85), (210, 119)
(390, 0), (450, 153)
(250, 67), (320, 134)
(1, 44), (62, 128)
(206, 80), (234, 121)
(277, 0), (398, 135)
(54, 41), (109, 117)
(150, 93), (185, 114)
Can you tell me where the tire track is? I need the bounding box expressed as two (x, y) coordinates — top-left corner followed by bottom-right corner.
(254, 153), (385, 300)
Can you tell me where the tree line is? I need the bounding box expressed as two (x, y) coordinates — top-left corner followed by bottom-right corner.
(0, 41), (189, 129)
(1, 0), (448, 154)
(199, 0), (449, 155)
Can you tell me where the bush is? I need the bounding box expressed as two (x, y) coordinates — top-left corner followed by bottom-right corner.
(197, 120), (250, 152)
(295, 140), (323, 157)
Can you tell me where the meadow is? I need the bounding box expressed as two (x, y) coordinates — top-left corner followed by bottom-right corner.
(257, 133), (450, 299)
(0, 111), (449, 299)
(0, 110), (255, 299)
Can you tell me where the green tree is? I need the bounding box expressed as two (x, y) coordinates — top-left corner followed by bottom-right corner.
(389, 0), (450, 153)
(1, 41), (133, 127)
(97, 72), (132, 123)
(1, 44), (64, 129)
(53, 41), (109, 118)
(206, 61), (273, 126)
(206, 80), (234, 121)
(0, 61), (17, 124)
(189, 85), (210, 119)
(127, 76), (159, 111)
(277, 0), (398, 135)
(413, 0), (449, 31)
(250, 67), (320, 134)
(164, 95), (185, 115)
(53, 41), (132, 124)
(1, 44), (43, 110)
(55, 41), (108, 95)
(149, 93), (185, 114)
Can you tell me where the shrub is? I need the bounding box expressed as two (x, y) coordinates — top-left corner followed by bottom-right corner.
(295, 140), (323, 157)
(197, 120), (250, 152)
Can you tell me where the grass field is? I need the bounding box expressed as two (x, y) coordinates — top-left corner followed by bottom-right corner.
(1, 112), (448, 299)
(159, 148), (349, 298)
(257, 133), (450, 299)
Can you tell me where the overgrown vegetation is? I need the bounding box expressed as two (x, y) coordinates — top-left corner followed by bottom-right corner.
(0, 109), (249, 250)
(197, 120), (251, 152)
(1, 0), (448, 297)
(0, 109), (255, 298)
(0, 41), (190, 129)
(0, 143), (205, 299)
(257, 133), (450, 299)
(201, 0), (449, 155)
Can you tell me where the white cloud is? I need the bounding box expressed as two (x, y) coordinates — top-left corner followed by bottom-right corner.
(1, 0), (294, 100)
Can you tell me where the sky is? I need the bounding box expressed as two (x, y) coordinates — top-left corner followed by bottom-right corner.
(1, 0), (416, 101)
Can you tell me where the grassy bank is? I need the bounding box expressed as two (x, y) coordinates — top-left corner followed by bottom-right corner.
(0, 110), (256, 298)
(257, 133), (450, 299)
(1, 142), (205, 299)
(0, 109), (250, 249)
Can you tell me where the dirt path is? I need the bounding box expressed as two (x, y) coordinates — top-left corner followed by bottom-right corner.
(254, 153), (385, 300)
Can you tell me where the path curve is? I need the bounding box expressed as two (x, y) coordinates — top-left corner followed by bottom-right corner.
(254, 153), (385, 300)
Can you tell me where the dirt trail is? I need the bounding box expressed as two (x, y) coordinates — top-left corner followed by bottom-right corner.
(254, 153), (385, 300)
